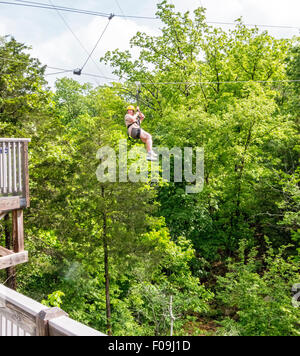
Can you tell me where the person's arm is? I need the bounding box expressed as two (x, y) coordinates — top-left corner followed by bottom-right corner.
(137, 107), (145, 123)
(139, 113), (145, 123)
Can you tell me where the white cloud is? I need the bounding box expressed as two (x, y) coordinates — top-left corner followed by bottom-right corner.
(183, 0), (299, 35)
(167, 0), (299, 38)
(1, 0), (299, 88)
(0, 17), (15, 38)
(0, 23), (5, 35)
(33, 16), (159, 86)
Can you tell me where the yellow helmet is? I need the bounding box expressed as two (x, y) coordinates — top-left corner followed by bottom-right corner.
(127, 105), (135, 112)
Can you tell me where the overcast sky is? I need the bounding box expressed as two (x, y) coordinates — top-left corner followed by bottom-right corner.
(0, 0), (299, 88)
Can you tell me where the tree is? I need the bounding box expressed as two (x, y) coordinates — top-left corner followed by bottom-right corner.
(2, 2), (298, 336)
(0, 36), (50, 137)
(53, 78), (94, 125)
(285, 40), (300, 119)
(216, 240), (300, 336)
(101, 0), (296, 259)
(0, 36), (54, 288)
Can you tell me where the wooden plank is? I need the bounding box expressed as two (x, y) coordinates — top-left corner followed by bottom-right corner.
(0, 139), (31, 143)
(3, 142), (7, 194)
(0, 284), (48, 320)
(36, 308), (68, 336)
(0, 306), (36, 335)
(49, 316), (106, 337)
(0, 147), (3, 194)
(0, 246), (14, 256)
(13, 142), (17, 193)
(0, 196), (21, 211)
(22, 142), (30, 208)
(18, 142), (22, 193)
(8, 142), (12, 193)
(0, 251), (28, 270)
(0, 283), (106, 337)
(12, 209), (24, 253)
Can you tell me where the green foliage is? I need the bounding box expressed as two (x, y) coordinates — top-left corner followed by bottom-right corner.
(277, 168), (300, 259)
(1, 2), (299, 336)
(216, 241), (300, 336)
(101, 1), (298, 261)
(0, 35), (51, 137)
(125, 229), (213, 336)
(285, 39), (300, 118)
(53, 78), (94, 124)
(42, 291), (65, 308)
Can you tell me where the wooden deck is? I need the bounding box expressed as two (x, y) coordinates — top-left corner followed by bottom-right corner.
(0, 138), (31, 270)
(0, 138), (30, 210)
(0, 284), (106, 336)
(0, 140), (106, 336)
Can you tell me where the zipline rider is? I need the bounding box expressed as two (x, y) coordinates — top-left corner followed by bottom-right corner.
(125, 105), (158, 161)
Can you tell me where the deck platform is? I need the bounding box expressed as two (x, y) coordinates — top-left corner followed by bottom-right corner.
(0, 138), (31, 270)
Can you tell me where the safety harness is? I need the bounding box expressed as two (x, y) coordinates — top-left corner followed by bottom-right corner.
(127, 116), (141, 140)
(127, 117), (141, 130)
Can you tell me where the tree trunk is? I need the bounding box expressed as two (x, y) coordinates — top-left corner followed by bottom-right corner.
(102, 187), (112, 336)
(169, 295), (175, 337)
(4, 214), (17, 290)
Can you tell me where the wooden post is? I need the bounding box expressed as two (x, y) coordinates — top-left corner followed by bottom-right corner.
(36, 308), (68, 336)
(12, 210), (24, 253)
(4, 214), (16, 290)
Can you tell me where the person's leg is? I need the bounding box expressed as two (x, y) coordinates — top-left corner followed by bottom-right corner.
(140, 129), (153, 153)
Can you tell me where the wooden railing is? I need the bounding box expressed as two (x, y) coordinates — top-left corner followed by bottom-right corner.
(0, 284), (106, 336)
(0, 138), (30, 209)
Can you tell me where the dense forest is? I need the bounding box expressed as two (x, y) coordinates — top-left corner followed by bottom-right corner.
(0, 2), (299, 336)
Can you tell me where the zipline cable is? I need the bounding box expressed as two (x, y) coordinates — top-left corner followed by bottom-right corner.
(47, 0), (93, 52)
(80, 15), (114, 73)
(137, 79), (300, 85)
(1, 53), (299, 85)
(85, 78), (300, 86)
(2, 58), (298, 84)
(1, 55), (299, 84)
(47, 65), (72, 71)
(0, 56), (118, 80)
(47, 0), (106, 81)
(45, 70), (73, 76)
(9, 0), (109, 17)
(0, 0), (299, 30)
(1, 55), (299, 85)
(114, 0), (128, 22)
(80, 72), (118, 81)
